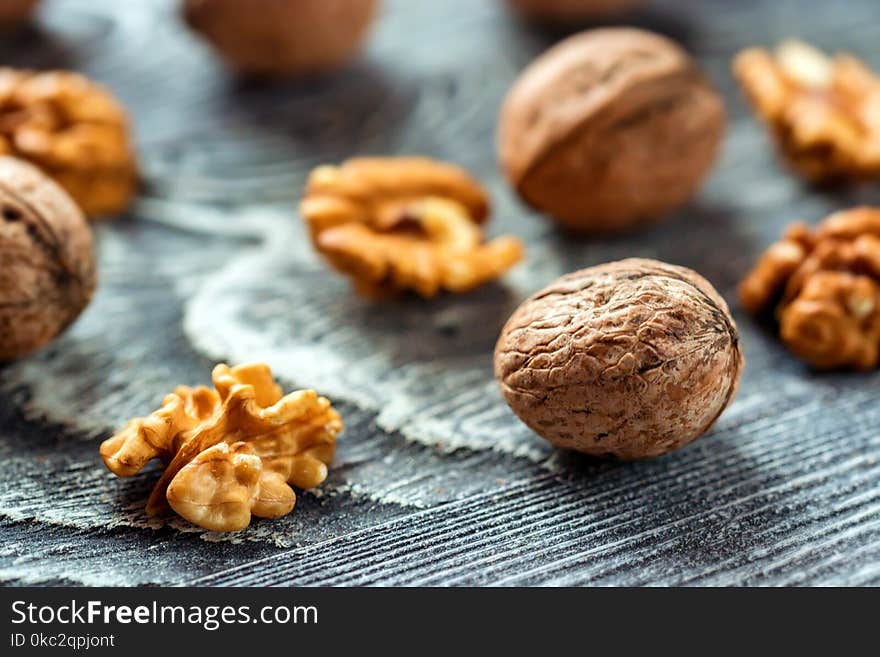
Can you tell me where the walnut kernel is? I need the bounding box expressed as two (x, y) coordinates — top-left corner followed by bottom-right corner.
(0, 156), (96, 360)
(100, 363), (342, 532)
(183, 0), (379, 77)
(498, 28), (725, 233)
(739, 207), (880, 369)
(0, 68), (138, 218)
(301, 157), (524, 298)
(495, 259), (743, 459)
(734, 40), (880, 181)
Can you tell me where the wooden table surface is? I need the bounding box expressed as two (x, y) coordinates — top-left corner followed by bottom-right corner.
(1, 0), (879, 587)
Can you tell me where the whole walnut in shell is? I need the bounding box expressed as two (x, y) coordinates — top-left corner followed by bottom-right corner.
(494, 259), (743, 459)
(0, 156), (96, 360)
(498, 28), (726, 233)
(0, 68), (138, 219)
(183, 0), (379, 77)
(505, 0), (642, 22)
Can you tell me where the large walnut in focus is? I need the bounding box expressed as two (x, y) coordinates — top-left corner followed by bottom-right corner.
(183, 0), (379, 77)
(0, 0), (38, 29)
(505, 0), (642, 22)
(301, 157), (524, 298)
(495, 259), (743, 459)
(0, 156), (95, 360)
(740, 207), (880, 370)
(0, 68), (138, 218)
(734, 40), (880, 181)
(498, 28), (725, 233)
(100, 362), (342, 532)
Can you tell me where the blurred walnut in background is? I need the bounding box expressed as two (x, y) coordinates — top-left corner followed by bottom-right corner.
(505, 0), (642, 22)
(0, 0), (37, 30)
(740, 207), (880, 370)
(0, 156), (96, 360)
(0, 69), (138, 219)
(183, 0), (379, 77)
(301, 157), (523, 298)
(498, 28), (725, 233)
(735, 40), (880, 181)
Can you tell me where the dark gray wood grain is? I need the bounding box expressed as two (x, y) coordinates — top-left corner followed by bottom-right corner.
(1, 0), (879, 586)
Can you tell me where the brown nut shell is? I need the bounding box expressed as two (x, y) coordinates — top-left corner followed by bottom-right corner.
(0, 156), (96, 360)
(497, 28), (725, 233)
(505, 0), (642, 22)
(183, 0), (379, 77)
(0, 0), (37, 29)
(494, 258), (743, 459)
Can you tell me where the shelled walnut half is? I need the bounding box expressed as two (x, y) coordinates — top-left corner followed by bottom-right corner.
(0, 68), (138, 218)
(300, 157), (524, 298)
(734, 40), (880, 181)
(740, 207), (880, 369)
(100, 363), (343, 532)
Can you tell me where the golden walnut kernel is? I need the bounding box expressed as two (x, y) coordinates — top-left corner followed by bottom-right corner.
(0, 68), (138, 218)
(100, 363), (342, 532)
(495, 259), (743, 460)
(0, 0), (38, 29)
(183, 0), (378, 77)
(498, 28), (725, 233)
(300, 157), (524, 298)
(734, 40), (880, 181)
(0, 156), (96, 360)
(504, 0), (642, 22)
(740, 207), (880, 370)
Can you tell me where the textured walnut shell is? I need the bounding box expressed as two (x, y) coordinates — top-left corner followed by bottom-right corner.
(498, 28), (726, 233)
(183, 0), (379, 77)
(0, 156), (96, 360)
(505, 0), (642, 22)
(494, 259), (743, 459)
(0, 0), (37, 29)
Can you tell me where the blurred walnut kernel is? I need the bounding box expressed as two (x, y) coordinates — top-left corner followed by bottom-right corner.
(100, 363), (342, 532)
(734, 40), (880, 181)
(740, 207), (880, 370)
(0, 68), (138, 218)
(300, 157), (524, 298)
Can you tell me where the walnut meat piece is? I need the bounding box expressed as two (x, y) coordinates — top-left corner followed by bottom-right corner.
(739, 207), (880, 370)
(504, 0), (642, 22)
(495, 259), (743, 459)
(0, 156), (95, 360)
(734, 40), (880, 181)
(498, 28), (725, 233)
(301, 157), (524, 298)
(183, 0), (379, 77)
(0, 0), (38, 29)
(0, 68), (138, 218)
(100, 363), (343, 532)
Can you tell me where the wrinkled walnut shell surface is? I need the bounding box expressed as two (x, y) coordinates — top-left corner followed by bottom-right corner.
(0, 156), (95, 360)
(183, 0), (379, 77)
(498, 28), (725, 233)
(495, 259), (743, 459)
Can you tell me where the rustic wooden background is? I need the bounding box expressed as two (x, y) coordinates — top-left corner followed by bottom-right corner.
(1, 0), (879, 586)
